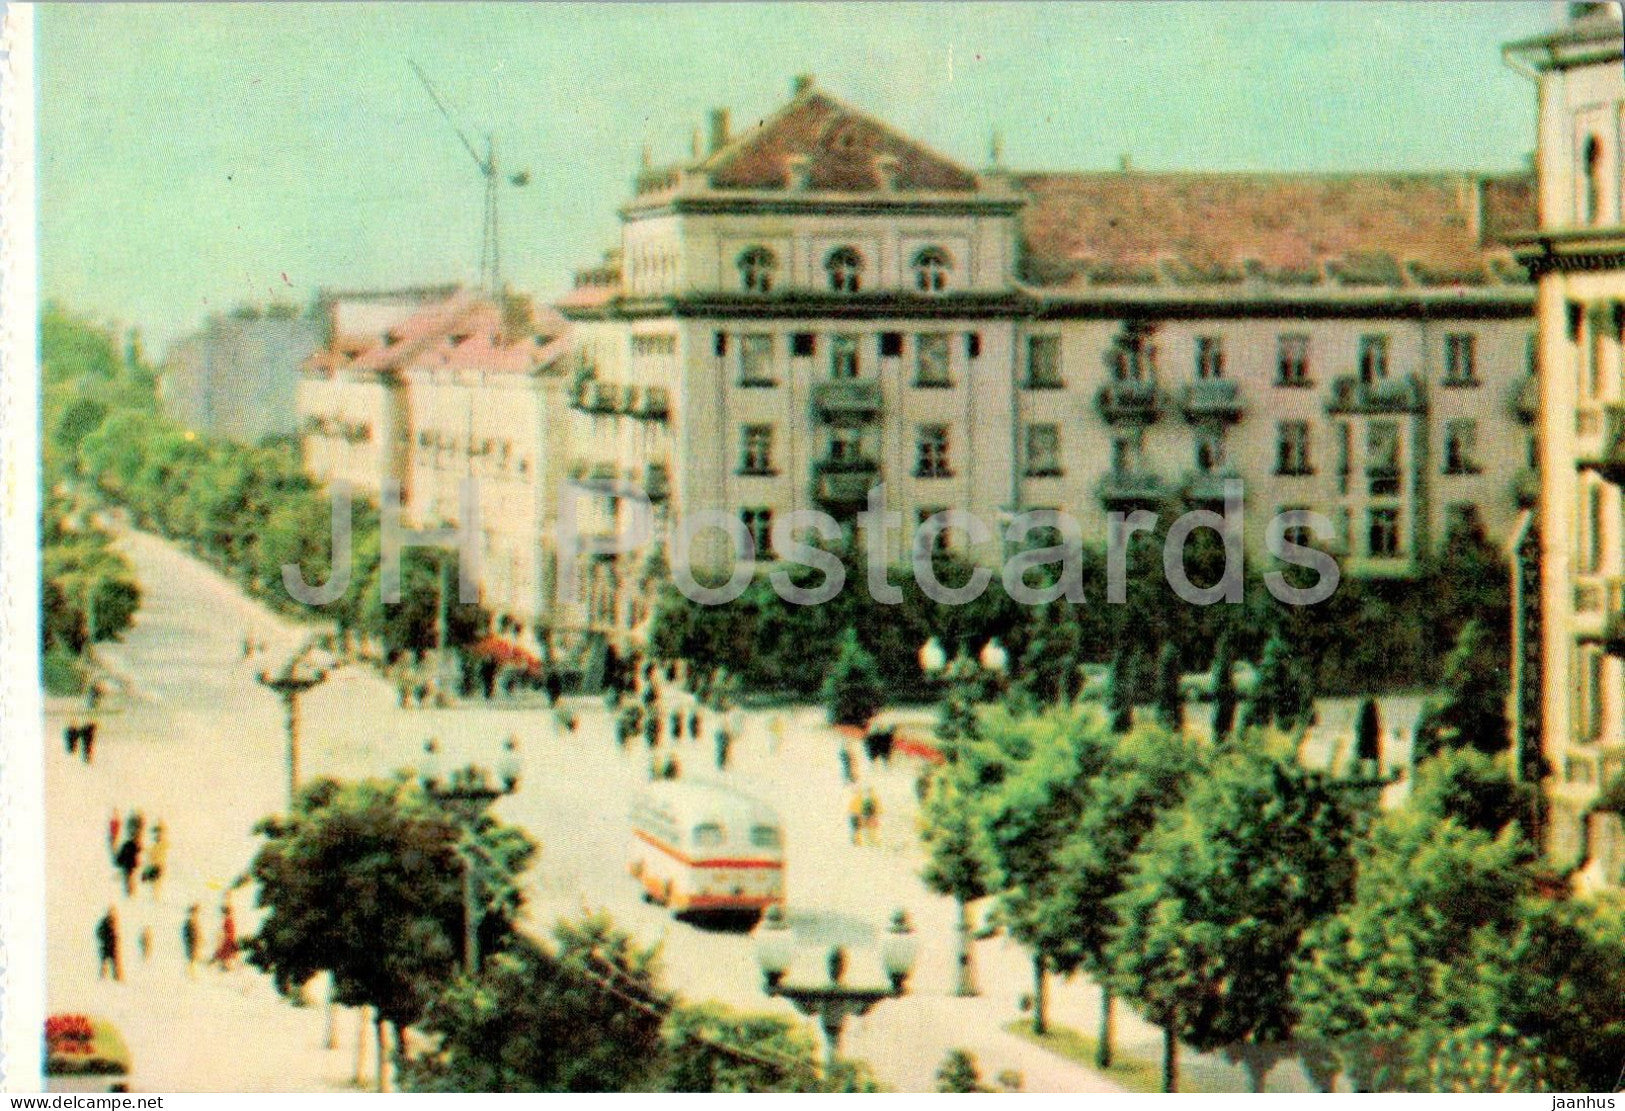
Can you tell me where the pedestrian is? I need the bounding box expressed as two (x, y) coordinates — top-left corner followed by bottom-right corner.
(644, 711), (662, 750)
(688, 708), (701, 740)
(141, 823), (167, 900)
(545, 670), (562, 707)
(127, 811), (145, 846)
(847, 787), (865, 845)
(211, 903), (239, 970)
(107, 809), (121, 860)
(80, 721), (96, 765)
(96, 907), (120, 981)
(670, 710), (683, 740)
(181, 904), (200, 976)
(138, 926), (151, 963)
(115, 835), (140, 897)
(861, 786), (881, 845)
(838, 744), (855, 785)
(63, 723), (77, 756)
(714, 726), (732, 771)
(768, 714), (785, 756)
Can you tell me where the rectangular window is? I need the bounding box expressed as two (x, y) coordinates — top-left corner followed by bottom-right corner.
(1367, 507), (1401, 558)
(1279, 505), (1314, 549)
(1443, 333), (1478, 386)
(791, 332), (816, 358)
(1568, 301), (1585, 342)
(827, 426), (866, 464)
(1368, 420), (1400, 494)
(1586, 483), (1605, 574)
(1358, 334), (1390, 382)
(1526, 332), (1538, 377)
(1025, 423), (1061, 477)
(1276, 421), (1312, 475)
(916, 425), (952, 478)
(916, 506), (950, 554)
(1277, 334), (1311, 386)
(880, 332), (904, 358)
(741, 507), (774, 558)
(1195, 335), (1224, 380)
(966, 332), (982, 360)
(915, 334), (952, 387)
(1443, 419), (1480, 475)
(739, 334), (775, 386)
(1195, 429), (1224, 473)
(832, 334), (859, 380)
(1025, 335), (1062, 389)
(714, 332), (728, 358)
(740, 424), (775, 475)
(1590, 650), (1607, 740)
(1111, 434), (1144, 473)
(1446, 502), (1483, 542)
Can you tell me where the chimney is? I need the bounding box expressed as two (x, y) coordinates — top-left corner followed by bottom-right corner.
(709, 108), (731, 155)
(793, 73), (815, 96)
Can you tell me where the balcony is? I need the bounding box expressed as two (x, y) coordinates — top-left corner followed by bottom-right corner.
(1514, 467), (1538, 509)
(1097, 470), (1166, 509)
(633, 386), (670, 421)
(1181, 468), (1243, 505)
(1096, 380), (1160, 423)
(571, 378), (620, 416)
(1325, 374), (1425, 415)
(1179, 380), (1244, 422)
(813, 458), (880, 507)
(811, 380), (882, 425)
(644, 462), (670, 503)
(1366, 465), (1402, 497)
(1579, 404), (1625, 486)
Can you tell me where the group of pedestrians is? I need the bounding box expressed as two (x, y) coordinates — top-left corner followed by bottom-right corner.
(609, 661), (749, 781)
(108, 809), (167, 899)
(96, 900), (237, 983)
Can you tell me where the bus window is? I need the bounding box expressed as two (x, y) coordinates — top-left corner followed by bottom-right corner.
(750, 825), (782, 850)
(694, 823), (725, 849)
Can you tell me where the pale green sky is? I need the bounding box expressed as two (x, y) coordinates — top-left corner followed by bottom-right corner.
(38, 1), (1554, 349)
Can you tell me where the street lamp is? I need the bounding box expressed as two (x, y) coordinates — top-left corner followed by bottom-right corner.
(418, 736), (521, 976)
(755, 906), (917, 1069)
(978, 638), (1008, 674)
(256, 643), (331, 808)
(918, 637), (947, 677)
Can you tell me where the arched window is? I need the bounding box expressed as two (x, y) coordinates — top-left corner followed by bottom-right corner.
(912, 246), (951, 292)
(737, 246), (776, 293)
(825, 246), (864, 293)
(1584, 135), (1603, 226)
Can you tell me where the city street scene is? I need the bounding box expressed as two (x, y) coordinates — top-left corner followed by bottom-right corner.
(20, 0), (1625, 1096)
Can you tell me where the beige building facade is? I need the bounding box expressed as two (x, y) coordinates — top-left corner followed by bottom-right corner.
(1507, 3), (1625, 880)
(556, 79), (1538, 640)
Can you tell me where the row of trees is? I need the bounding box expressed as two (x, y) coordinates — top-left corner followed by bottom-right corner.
(42, 304), (483, 663)
(651, 519), (1510, 706)
(244, 775), (871, 1092)
(919, 696), (1606, 1092)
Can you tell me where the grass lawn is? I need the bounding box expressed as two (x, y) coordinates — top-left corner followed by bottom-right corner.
(1002, 1020), (1252, 1094)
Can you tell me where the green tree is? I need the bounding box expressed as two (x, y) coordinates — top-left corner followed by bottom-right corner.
(1415, 619), (1510, 756)
(401, 917), (666, 1092)
(1210, 634), (1238, 741)
(920, 767), (993, 997)
(246, 776), (536, 1089)
(823, 626), (886, 728)
(1106, 644), (1137, 734)
(1241, 631), (1312, 734)
(1108, 739), (1361, 1092)
(1051, 725), (1201, 1068)
(934, 1049), (984, 1093)
(1153, 643), (1183, 733)
(662, 1004), (861, 1092)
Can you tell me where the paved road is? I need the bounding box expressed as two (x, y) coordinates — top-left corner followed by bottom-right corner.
(45, 526), (1324, 1092)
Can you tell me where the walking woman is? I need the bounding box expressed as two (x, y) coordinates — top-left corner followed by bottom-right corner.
(141, 822), (168, 900)
(211, 902), (239, 970)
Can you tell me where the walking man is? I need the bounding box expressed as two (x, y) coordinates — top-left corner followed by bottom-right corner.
(181, 904), (200, 977)
(96, 908), (120, 981)
(80, 720), (96, 765)
(115, 834), (140, 898)
(63, 723), (77, 756)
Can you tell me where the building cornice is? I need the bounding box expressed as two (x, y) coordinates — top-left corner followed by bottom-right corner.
(619, 193), (1026, 222)
(1510, 228), (1625, 276)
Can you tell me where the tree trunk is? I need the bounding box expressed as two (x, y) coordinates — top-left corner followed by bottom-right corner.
(1032, 954), (1048, 1036)
(1243, 1055), (1265, 1093)
(953, 897), (977, 997)
(1162, 1025), (1179, 1094)
(1096, 989), (1114, 1069)
(375, 1015), (388, 1092)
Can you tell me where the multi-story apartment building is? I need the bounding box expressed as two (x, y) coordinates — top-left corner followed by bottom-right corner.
(162, 307), (321, 445)
(555, 77), (1537, 639)
(1506, 2), (1625, 883)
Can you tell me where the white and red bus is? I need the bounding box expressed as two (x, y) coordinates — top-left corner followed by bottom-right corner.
(629, 781), (785, 917)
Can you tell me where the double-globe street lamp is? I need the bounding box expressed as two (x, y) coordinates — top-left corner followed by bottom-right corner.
(418, 736), (521, 976)
(755, 906), (917, 1068)
(255, 638), (334, 808)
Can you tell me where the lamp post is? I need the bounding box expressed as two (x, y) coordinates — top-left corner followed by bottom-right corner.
(256, 647), (331, 808)
(755, 907), (917, 1069)
(418, 736), (521, 976)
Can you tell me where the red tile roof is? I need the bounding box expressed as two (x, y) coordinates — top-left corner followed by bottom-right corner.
(1017, 171), (1536, 289)
(310, 294), (569, 379)
(698, 87), (979, 194)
